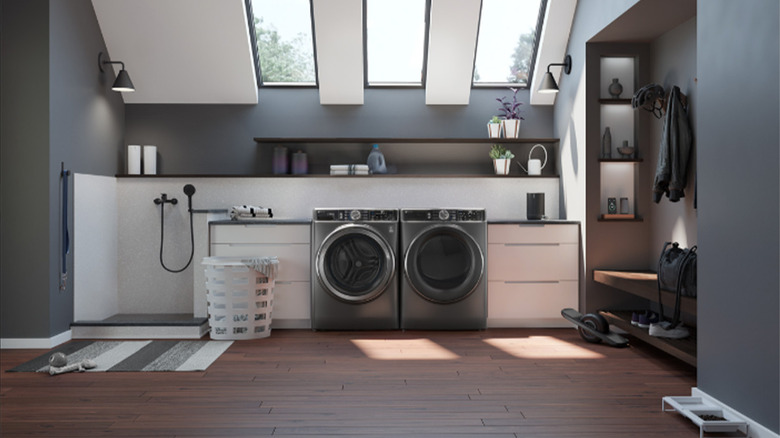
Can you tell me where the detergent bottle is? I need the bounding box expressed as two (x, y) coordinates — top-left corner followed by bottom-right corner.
(366, 144), (387, 174)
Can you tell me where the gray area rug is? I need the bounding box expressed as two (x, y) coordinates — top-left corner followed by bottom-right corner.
(7, 340), (233, 372)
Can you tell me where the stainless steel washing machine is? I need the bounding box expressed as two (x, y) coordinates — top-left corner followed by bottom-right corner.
(312, 208), (399, 330)
(400, 208), (487, 330)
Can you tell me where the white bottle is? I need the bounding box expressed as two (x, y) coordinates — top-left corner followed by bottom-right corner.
(366, 144), (387, 174)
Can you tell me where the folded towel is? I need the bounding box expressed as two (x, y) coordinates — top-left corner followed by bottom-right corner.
(230, 205), (273, 220)
(330, 170), (370, 176)
(232, 213), (272, 220)
(330, 164), (369, 175)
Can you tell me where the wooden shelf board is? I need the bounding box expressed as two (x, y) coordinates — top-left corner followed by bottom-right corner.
(598, 98), (632, 105)
(599, 158), (643, 163)
(601, 310), (696, 367)
(597, 215), (644, 222)
(116, 174), (561, 179)
(593, 269), (696, 315)
(253, 137), (560, 144)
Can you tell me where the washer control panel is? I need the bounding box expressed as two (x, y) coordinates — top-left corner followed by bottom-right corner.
(315, 209), (398, 222)
(402, 209), (485, 222)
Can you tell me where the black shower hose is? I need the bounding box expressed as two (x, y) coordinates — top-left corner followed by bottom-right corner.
(158, 203), (195, 273)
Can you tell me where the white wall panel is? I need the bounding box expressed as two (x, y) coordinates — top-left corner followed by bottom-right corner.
(312, 0), (364, 104)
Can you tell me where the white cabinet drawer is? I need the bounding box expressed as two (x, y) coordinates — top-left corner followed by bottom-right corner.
(210, 243), (310, 282)
(272, 281), (311, 320)
(488, 224), (578, 244)
(211, 224), (310, 244)
(488, 280), (577, 326)
(488, 243), (578, 281)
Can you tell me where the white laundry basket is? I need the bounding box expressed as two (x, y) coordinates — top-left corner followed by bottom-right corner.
(202, 256), (279, 340)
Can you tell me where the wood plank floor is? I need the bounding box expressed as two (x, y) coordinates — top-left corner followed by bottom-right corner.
(1, 329), (702, 437)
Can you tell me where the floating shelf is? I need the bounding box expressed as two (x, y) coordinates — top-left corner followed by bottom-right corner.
(115, 174), (560, 179)
(598, 98), (632, 105)
(598, 158), (643, 163)
(597, 215), (644, 222)
(253, 137), (560, 144)
(662, 396), (748, 438)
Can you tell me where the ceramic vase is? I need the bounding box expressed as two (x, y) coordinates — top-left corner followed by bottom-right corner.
(608, 78), (623, 98)
(602, 127), (612, 159)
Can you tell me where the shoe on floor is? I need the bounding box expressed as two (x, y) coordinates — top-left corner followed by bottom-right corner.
(649, 321), (689, 339)
(631, 312), (641, 326)
(637, 311), (659, 328)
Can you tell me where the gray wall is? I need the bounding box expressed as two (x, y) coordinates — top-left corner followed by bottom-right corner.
(697, 0), (779, 432)
(124, 88), (554, 175)
(1, 0), (52, 338)
(0, 0), (124, 339)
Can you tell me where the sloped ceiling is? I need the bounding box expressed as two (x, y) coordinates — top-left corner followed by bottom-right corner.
(91, 0), (258, 104)
(92, 0), (575, 106)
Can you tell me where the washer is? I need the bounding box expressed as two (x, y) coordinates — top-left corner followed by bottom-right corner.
(312, 208), (399, 330)
(400, 208), (487, 330)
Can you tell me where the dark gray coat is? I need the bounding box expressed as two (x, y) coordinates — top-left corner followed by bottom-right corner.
(653, 86), (693, 203)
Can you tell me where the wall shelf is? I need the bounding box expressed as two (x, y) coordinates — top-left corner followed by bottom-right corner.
(253, 137), (560, 144)
(599, 158), (643, 163)
(593, 270), (696, 315)
(598, 98), (632, 105)
(115, 174), (561, 179)
(597, 215), (643, 222)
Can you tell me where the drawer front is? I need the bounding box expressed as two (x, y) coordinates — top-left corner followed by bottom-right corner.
(488, 243), (578, 281)
(488, 280), (578, 320)
(488, 224), (578, 244)
(211, 224), (311, 244)
(272, 281), (311, 320)
(210, 243), (310, 281)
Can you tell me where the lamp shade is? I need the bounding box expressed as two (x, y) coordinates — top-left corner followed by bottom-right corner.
(112, 69), (135, 92)
(538, 71), (559, 93)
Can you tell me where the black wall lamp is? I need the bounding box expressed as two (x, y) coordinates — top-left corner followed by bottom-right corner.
(99, 52), (135, 92)
(538, 55), (572, 94)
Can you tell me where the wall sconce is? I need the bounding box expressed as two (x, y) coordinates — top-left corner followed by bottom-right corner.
(538, 55), (572, 94)
(98, 52), (135, 92)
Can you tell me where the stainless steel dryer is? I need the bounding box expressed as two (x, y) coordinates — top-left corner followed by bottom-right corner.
(312, 209), (399, 330)
(400, 208), (487, 330)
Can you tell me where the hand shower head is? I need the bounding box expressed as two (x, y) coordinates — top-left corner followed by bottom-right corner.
(183, 184), (195, 212)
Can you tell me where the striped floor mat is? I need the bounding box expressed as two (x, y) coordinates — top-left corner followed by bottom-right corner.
(7, 340), (233, 372)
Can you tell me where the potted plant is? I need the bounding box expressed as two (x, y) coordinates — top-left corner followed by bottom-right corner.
(489, 144), (515, 175)
(497, 87), (524, 138)
(487, 115), (502, 138)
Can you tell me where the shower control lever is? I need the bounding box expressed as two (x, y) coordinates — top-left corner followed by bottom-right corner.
(153, 193), (178, 205)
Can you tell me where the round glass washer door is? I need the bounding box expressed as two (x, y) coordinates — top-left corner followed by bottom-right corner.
(404, 225), (484, 304)
(316, 224), (396, 303)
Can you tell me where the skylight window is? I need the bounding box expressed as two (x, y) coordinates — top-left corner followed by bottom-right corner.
(366, 0), (427, 85)
(251, 0), (316, 85)
(473, 0), (545, 86)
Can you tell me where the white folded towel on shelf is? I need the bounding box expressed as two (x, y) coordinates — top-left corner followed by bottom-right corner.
(330, 164), (370, 175)
(230, 205), (273, 220)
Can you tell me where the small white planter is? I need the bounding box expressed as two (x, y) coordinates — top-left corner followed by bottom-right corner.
(493, 158), (511, 175)
(487, 123), (502, 138)
(502, 119), (521, 138)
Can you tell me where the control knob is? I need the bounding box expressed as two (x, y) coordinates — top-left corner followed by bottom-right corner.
(438, 209), (450, 221)
(350, 209), (362, 221)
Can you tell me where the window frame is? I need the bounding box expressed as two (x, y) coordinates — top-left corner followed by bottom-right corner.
(248, 0), (320, 88)
(363, 0), (431, 89)
(471, 0), (548, 89)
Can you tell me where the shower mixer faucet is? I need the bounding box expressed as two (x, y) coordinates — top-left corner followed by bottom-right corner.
(153, 193), (177, 205)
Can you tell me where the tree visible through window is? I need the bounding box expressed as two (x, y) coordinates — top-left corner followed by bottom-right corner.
(474, 0), (544, 86)
(252, 0), (316, 84)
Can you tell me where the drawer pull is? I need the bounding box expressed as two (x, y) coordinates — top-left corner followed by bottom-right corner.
(504, 280), (560, 284)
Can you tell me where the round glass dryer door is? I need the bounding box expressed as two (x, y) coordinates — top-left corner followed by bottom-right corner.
(316, 224), (396, 303)
(404, 225), (484, 304)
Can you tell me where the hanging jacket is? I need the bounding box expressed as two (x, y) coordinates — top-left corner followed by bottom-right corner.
(653, 86), (693, 203)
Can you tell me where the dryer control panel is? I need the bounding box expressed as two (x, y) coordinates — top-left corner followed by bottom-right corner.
(315, 209), (399, 222)
(402, 209), (485, 222)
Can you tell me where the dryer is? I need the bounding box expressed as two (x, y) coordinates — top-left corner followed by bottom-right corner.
(400, 208), (487, 330)
(312, 209), (399, 330)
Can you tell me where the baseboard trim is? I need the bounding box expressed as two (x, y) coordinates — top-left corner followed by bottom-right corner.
(0, 330), (72, 349)
(691, 388), (779, 438)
